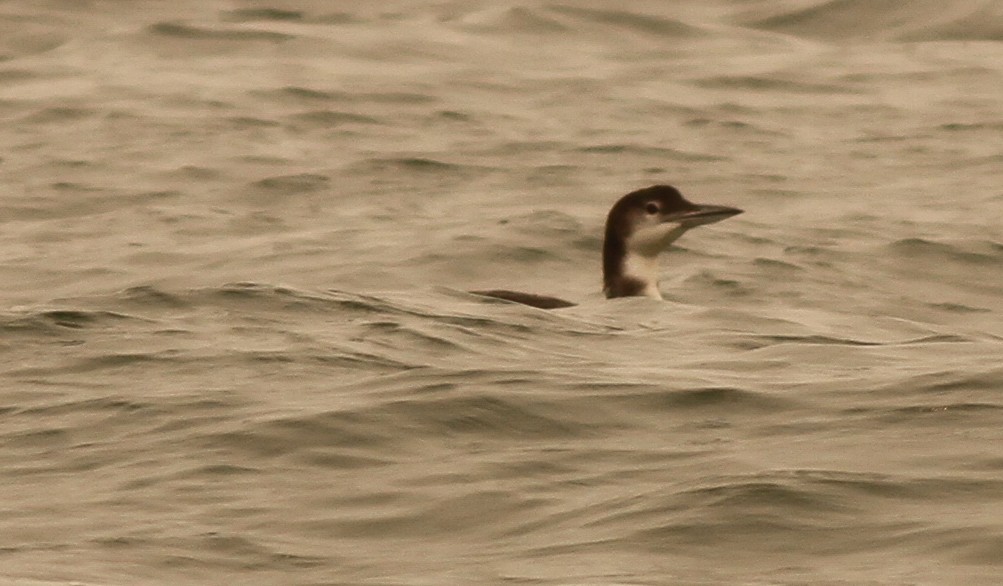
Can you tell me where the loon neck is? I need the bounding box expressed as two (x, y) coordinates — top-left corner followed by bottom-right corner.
(603, 222), (692, 300)
(603, 248), (664, 300)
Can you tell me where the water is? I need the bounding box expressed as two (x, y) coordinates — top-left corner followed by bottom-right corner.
(1, 1), (1002, 584)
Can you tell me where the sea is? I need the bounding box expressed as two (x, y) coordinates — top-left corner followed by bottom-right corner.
(1, 1), (1002, 584)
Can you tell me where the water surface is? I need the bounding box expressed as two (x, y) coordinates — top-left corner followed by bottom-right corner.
(1, 1), (1002, 584)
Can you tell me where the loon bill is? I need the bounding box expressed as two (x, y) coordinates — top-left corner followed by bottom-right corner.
(471, 184), (743, 309)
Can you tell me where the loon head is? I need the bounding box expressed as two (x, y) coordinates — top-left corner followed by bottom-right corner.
(602, 185), (743, 299)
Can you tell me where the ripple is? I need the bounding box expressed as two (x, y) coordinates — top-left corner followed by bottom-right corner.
(0, 309), (143, 335)
(887, 238), (1003, 265)
(220, 9), (305, 23)
(612, 386), (798, 414)
(695, 75), (861, 94)
(251, 173), (330, 194)
(148, 21), (295, 42)
(576, 144), (724, 161)
(451, 6), (569, 34)
(742, 0), (1003, 42)
(285, 110), (381, 128)
(548, 5), (704, 37)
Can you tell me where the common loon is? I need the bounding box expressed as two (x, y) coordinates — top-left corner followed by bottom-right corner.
(472, 184), (743, 309)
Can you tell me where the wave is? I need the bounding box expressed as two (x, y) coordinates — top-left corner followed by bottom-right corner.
(116, 283), (576, 341)
(546, 5), (705, 38)
(449, 4), (704, 38)
(575, 144), (725, 161)
(607, 385), (799, 414)
(284, 110), (381, 128)
(148, 21), (294, 43)
(19, 106), (95, 124)
(886, 238), (1003, 265)
(250, 173), (331, 194)
(220, 9), (305, 23)
(740, 0), (1003, 42)
(448, 5), (570, 34)
(0, 14), (67, 60)
(252, 86), (437, 105)
(0, 308), (142, 335)
(345, 157), (496, 180)
(694, 75), (862, 94)
(577, 468), (1003, 558)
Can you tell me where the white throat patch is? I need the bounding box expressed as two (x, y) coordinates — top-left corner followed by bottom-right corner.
(621, 223), (692, 300)
(628, 223), (690, 256)
(621, 252), (664, 299)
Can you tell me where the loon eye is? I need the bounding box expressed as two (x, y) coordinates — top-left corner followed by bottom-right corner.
(644, 202), (659, 215)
